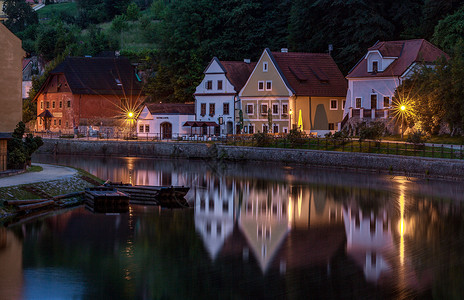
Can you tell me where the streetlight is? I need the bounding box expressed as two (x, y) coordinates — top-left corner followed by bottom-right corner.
(400, 105), (406, 139)
(127, 111), (135, 138)
(289, 108), (293, 131)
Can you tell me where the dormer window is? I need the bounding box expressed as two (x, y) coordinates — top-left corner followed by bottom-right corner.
(115, 78), (122, 86)
(263, 62), (268, 72)
(372, 61), (378, 73)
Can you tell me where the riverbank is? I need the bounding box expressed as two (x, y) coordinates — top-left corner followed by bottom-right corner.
(36, 139), (464, 181)
(0, 165), (103, 224)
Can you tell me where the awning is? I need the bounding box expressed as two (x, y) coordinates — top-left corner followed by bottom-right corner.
(37, 110), (53, 118)
(183, 121), (219, 127)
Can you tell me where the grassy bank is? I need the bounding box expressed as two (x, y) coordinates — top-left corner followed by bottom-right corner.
(0, 168), (104, 223)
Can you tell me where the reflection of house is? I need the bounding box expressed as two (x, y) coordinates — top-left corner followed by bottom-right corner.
(194, 177), (235, 259)
(0, 24), (24, 171)
(239, 48), (347, 135)
(136, 103), (195, 140)
(35, 57), (144, 134)
(343, 39), (447, 127)
(343, 206), (393, 283)
(193, 57), (255, 136)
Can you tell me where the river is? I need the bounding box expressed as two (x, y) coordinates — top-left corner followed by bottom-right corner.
(0, 154), (463, 299)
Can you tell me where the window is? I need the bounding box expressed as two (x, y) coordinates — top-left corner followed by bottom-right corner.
(58, 119), (61, 126)
(258, 81), (264, 91)
(200, 103), (206, 116)
(40, 101), (43, 109)
(342, 100), (346, 110)
(145, 125), (150, 132)
(263, 61), (268, 72)
(217, 80), (223, 90)
(272, 104), (278, 114)
(46, 102), (50, 109)
(371, 94), (377, 109)
(39, 119), (42, 125)
(223, 103), (229, 115)
(263, 124), (268, 133)
(54, 119), (56, 125)
(244, 126), (248, 133)
(330, 99), (338, 110)
(266, 81), (272, 91)
(209, 103), (215, 116)
(282, 104), (288, 115)
(261, 104), (268, 115)
(383, 96), (390, 108)
(273, 124), (279, 133)
(355, 97), (362, 108)
(283, 127), (288, 133)
(52, 101), (55, 109)
(67, 100), (71, 108)
(246, 104), (254, 114)
(328, 123), (335, 130)
(59, 101), (62, 108)
(205, 80), (213, 90)
(66, 121), (68, 127)
(372, 61), (378, 72)
(222, 202), (229, 213)
(140, 125), (144, 132)
(249, 124), (254, 134)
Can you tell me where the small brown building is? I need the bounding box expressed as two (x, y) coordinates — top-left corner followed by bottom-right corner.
(35, 57), (144, 135)
(0, 24), (24, 171)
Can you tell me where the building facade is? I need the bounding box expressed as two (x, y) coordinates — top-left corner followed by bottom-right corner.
(194, 57), (255, 136)
(35, 57), (144, 136)
(239, 49), (347, 136)
(0, 24), (24, 171)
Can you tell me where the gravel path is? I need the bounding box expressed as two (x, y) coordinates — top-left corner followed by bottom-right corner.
(0, 164), (77, 187)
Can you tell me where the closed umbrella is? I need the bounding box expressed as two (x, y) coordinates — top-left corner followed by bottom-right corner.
(298, 109), (303, 131)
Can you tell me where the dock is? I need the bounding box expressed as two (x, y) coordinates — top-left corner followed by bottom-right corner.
(85, 186), (130, 213)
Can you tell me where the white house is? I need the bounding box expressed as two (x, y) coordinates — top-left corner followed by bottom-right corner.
(343, 39), (448, 128)
(136, 103), (195, 139)
(193, 57), (255, 136)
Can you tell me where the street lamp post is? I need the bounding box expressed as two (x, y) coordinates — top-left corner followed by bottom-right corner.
(400, 105), (405, 139)
(289, 108), (293, 131)
(128, 111), (134, 138)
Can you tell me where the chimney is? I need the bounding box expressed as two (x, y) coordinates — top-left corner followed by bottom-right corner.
(243, 58), (251, 64)
(281, 48), (288, 53)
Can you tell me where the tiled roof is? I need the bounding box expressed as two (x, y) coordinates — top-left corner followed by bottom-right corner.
(50, 57), (143, 95)
(146, 103), (194, 115)
(347, 39), (448, 78)
(270, 51), (347, 97)
(22, 58), (31, 70)
(220, 60), (256, 92)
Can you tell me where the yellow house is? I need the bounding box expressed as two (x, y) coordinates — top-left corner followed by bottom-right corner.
(0, 23), (24, 171)
(239, 48), (347, 135)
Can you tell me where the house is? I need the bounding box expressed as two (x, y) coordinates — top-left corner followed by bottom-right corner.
(22, 56), (43, 101)
(35, 56), (144, 136)
(343, 39), (448, 130)
(239, 48), (347, 136)
(136, 103), (195, 139)
(0, 24), (24, 171)
(193, 57), (255, 136)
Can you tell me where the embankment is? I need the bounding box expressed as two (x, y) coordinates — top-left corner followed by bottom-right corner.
(37, 139), (464, 180)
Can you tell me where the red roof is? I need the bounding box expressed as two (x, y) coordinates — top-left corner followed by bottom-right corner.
(347, 39), (448, 79)
(22, 58), (31, 70)
(146, 103), (194, 115)
(270, 51), (347, 97)
(220, 60), (256, 92)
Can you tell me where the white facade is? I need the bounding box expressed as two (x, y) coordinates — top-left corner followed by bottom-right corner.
(194, 58), (237, 136)
(136, 106), (195, 139)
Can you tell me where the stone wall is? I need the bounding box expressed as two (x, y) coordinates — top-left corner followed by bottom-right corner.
(37, 139), (464, 180)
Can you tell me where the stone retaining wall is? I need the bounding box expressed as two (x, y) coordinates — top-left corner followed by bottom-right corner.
(37, 139), (464, 180)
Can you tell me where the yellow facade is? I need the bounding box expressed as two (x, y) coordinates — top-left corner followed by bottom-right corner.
(0, 24), (24, 133)
(292, 96), (345, 132)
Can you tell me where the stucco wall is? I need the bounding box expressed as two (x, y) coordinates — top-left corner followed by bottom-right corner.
(0, 24), (24, 133)
(37, 139), (464, 180)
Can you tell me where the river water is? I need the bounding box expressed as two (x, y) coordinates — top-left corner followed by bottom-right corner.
(1, 154), (463, 299)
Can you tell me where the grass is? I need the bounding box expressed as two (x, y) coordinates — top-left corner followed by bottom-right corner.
(381, 134), (464, 145)
(37, 2), (78, 21)
(27, 165), (43, 173)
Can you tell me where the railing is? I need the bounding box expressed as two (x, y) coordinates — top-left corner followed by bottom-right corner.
(30, 130), (464, 160)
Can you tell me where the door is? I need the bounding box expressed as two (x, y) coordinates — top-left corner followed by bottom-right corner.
(227, 122), (233, 135)
(160, 122), (172, 139)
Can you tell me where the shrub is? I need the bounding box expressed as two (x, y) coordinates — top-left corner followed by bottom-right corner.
(407, 130), (427, 149)
(359, 121), (385, 141)
(286, 129), (306, 148)
(253, 132), (272, 147)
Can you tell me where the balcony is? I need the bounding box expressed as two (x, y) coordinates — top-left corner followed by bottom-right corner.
(348, 108), (390, 120)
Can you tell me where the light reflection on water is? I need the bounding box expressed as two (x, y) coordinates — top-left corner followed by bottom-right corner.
(0, 154), (462, 299)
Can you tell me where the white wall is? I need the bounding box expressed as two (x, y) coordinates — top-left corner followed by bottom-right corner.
(137, 114), (195, 138)
(346, 77), (400, 110)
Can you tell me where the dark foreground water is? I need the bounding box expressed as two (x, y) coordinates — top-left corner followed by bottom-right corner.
(1, 155), (464, 299)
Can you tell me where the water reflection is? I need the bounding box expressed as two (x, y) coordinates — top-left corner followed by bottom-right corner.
(0, 227), (23, 300)
(19, 154), (464, 298)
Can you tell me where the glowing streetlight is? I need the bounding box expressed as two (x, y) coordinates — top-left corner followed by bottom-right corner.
(128, 112), (134, 118)
(400, 105), (406, 111)
(289, 108), (293, 131)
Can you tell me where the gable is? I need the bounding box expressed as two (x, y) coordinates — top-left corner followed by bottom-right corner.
(195, 58), (235, 94)
(138, 106), (153, 120)
(240, 49), (293, 97)
(204, 57), (226, 74)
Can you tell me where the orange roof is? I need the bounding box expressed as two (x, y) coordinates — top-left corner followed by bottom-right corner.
(220, 60), (256, 92)
(270, 51), (347, 97)
(347, 39), (448, 79)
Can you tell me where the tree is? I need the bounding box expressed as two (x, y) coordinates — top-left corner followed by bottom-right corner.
(7, 122), (43, 169)
(2, 0), (38, 33)
(433, 6), (464, 52)
(126, 2), (140, 21)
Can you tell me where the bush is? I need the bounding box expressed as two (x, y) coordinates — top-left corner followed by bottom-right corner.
(7, 122), (43, 169)
(359, 121), (385, 141)
(253, 132), (272, 147)
(407, 130), (427, 149)
(286, 129), (306, 148)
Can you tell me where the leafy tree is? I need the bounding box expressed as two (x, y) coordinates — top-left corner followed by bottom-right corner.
(111, 14), (129, 33)
(2, 0), (38, 33)
(433, 6), (464, 52)
(126, 2), (140, 21)
(7, 122), (43, 169)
